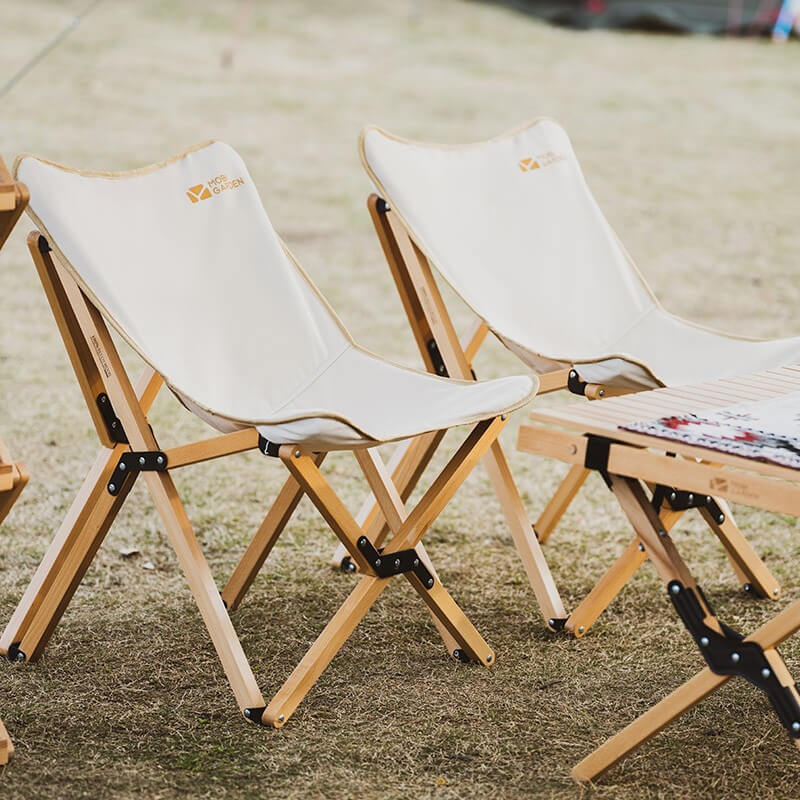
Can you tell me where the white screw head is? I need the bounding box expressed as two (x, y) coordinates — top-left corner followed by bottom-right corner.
(119, 462), (126, 471)
(700, 636), (710, 647)
(108, 483), (116, 492)
(773, 588), (780, 596)
(670, 584), (680, 595)
(139, 456), (146, 466)
(731, 652), (741, 664)
(578, 626), (585, 634)
(761, 668), (771, 679)
(793, 721), (800, 733)
(157, 455), (164, 465)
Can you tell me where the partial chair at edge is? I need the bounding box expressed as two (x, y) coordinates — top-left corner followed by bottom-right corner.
(0, 154), (31, 765)
(0, 141), (546, 726)
(314, 117), (799, 638)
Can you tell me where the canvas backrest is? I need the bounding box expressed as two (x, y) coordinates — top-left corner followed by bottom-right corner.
(15, 142), (351, 422)
(360, 119), (658, 360)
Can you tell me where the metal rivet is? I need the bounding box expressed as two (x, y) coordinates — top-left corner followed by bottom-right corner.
(100, 396), (107, 404)
(705, 496), (712, 504)
(14, 651), (25, 663)
(294, 449), (301, 458)
(358, 537), (367, 546)
(774, 588), (780, 596)
(598, 389), (605, 397)
(687, 493), (694, 504)
(669, 491), (677, 502)
(744, 583), (752, 593)
(375, 558), (381, 567)
(427, 578), (434, 588)
(346, 562), (356, 573)
(658, 530), (667, 538)
(731, 652), (741, 664)
(108, 483), (116, 492)
(278, 714), (285, 723)
(453, 649), (461, 660)
(244, 708), (251, 718)
(156, 455), (164, 465)
(549, 619), (555, 627)
(638, 543), (645, 552)
(670, 584), (680, 595)
(761, 668), (771, 679)
(413, 558), (419, 567)
(501, 414), (507, 421)
(486, 654), (493, 663)
(793, 721), (800, 733)
(138, 456), (145, 466)
(578, 626), (585, 634)
(700, 636), (709, 647)
(394, 559), (401, 569)
(119, 462), (126, 471)
(718, 514), (725, 524)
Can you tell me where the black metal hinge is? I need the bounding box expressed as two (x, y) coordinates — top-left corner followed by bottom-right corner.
(567, 369), (586, 396)
(356, 536), (434, 588)
(583, 435), (614, 487)
(427, 338), (448, 377)
(96, 393), (128, 444)
(668, 580), (800, 739)
(107, 450), (168, 495)
(651, 485), (725, 524)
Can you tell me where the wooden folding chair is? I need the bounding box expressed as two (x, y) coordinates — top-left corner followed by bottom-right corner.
(517, 364), (800, 780)
(310, 118), (799, 637)
(1, 142), (540, 726)
(0, 154), (30, 765)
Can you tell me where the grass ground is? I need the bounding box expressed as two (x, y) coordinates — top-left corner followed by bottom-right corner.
(1, 1), (799, 797)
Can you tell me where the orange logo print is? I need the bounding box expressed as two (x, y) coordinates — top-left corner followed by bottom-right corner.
(518, 157), (540, 172)
(186, 184), (212, 203)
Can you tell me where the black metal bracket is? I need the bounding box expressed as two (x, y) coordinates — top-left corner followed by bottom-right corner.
(243, 706), (266, 725)
(375, 196), (390, 214)
(37, 235), (52, 254)
(107, 450), (168, 496)
(668, 580), (800, 739)
(652, 485), (725, 524)
(257, 435), (281, 457)
(548, 617), (567, 632)
(426, 338), (448, 377)
(356, 536), (434, 587)
(583, 435), (614, 487)
(650, 456), (727, 531)
(96, 393), (128, 444)
(567, 369), (586, 396)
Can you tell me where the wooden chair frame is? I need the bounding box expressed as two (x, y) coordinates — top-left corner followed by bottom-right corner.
(289, 194), (778, 638)
(1, 230), (509, 726)
(516, 368), (800, 780)
(0, 155), (30, 765)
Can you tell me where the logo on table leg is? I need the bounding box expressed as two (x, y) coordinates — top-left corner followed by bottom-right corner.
(186, 174), (245, 204)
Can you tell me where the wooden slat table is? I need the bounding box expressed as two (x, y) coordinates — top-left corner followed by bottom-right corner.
(517, 364), (800, 782)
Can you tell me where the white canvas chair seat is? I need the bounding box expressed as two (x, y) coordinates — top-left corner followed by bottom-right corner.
(15, 143), (534, 448)
(360, 119), (800, 390)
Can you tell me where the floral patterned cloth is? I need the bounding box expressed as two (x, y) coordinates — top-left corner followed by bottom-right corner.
(621, 391), (800, 471)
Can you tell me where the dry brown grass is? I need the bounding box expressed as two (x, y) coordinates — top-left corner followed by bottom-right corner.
(1, 1), (800, 797)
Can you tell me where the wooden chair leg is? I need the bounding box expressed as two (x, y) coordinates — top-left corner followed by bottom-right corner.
(0, 444), (132, 662)
(222, 453), (325, 612)
(483, 440), (566, 624)
(0, 463), (28, 526)
(534, 464), (590, 544)
(0, 719), (12, 765)
(329, 430), (444, 570)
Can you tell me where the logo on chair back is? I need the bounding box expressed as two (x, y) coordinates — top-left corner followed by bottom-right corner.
(518, 151), (566, 173)
(186, 174), (245, 204)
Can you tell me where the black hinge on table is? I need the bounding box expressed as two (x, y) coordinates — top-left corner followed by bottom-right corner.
(668, 580), (800, 739)
(427, 338), (448, 377)
(583, 435), (614, 487)
(96, 393), (128, 444)
(567, 369), (587, 396)
(651, 485), (725, 524)
(356, 536), (434, 588)
(107, 450), (168, 495)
